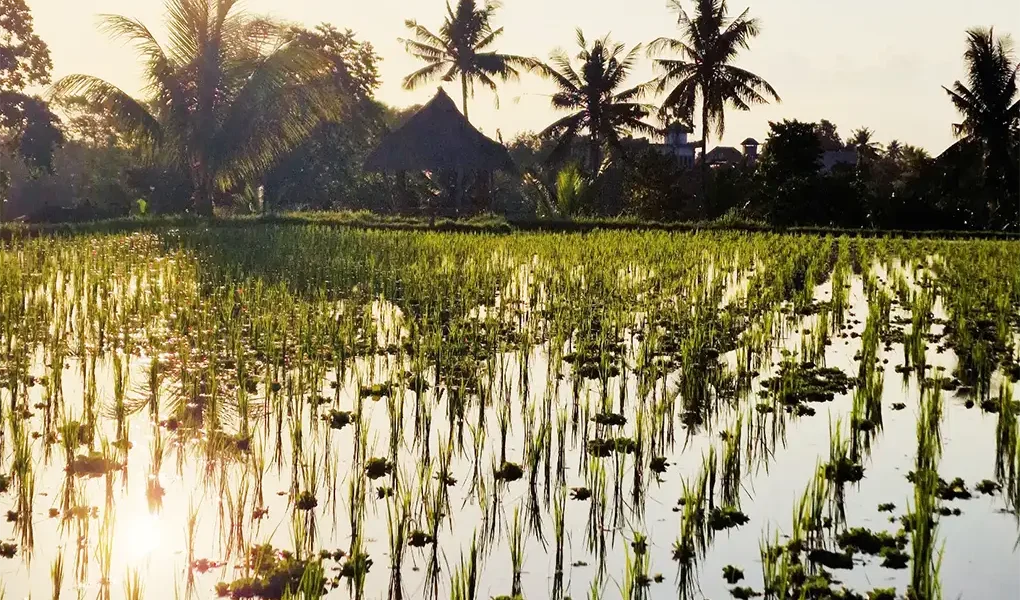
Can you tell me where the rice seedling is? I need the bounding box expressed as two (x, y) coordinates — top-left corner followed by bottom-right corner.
(0, 227), (1015, 600)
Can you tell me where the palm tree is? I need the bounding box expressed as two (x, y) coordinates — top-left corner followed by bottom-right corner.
(400, 0), (541, 121)
(51, 0), (340, 216)
(539, 30), (658, 173)
(649, 0), (779, 194)
(943, 27), (1020, 228)
(847, 127), (882, 161)
(885, 139), (903, 162)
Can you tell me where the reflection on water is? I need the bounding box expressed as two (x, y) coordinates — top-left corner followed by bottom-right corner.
(0, 230), (1018, 600)
(114, 505), (162, 565)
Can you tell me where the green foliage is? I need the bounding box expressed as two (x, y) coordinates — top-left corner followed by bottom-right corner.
(539, 29), (657, 172)
(555, 163), (588, 217)
(0, 0), (63, 181)
(52, 0), (344, 216)
(649, 0), (780, 144)
(400, 0), (542, 120)
(942, 27), (1020, 229)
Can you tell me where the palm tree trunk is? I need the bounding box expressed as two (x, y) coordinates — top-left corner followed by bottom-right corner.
(701, 102), (709, 215)
(192, 159), (215, 218)
(458, 74), (471, 217)
(589, 136), (600, 176)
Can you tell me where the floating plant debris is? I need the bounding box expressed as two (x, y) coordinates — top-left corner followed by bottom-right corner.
(824, 457), (865, 484)
(723, 565), (744, 584)
(324, 410), (354, 430)
(216, 545), (326, 599)
(592, 412), (627, 426)
(494, 461), (524, 482)
(836, 527), (906, 556)
(364, 457), (393, 480)
(586, 437), (637, 457)
(808, 549), (855, 570)
(296, 491), (318, 510)
(976, 479), (1001, 495)
(708, 506), (751, 531)
(67, 452), (121, 477)
(408, 530), (433, 548)
(570, 487), (591, 501)
(339, 551), (373, 580)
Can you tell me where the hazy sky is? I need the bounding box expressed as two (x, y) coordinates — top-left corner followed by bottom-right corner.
(28, 0), (1020, 153)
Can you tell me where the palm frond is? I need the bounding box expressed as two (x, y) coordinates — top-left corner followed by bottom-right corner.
(50, 74), (163, 147)
(402, 62), (449, 90)
(404, 21), (449, 50)
(214, 45), (340, 189)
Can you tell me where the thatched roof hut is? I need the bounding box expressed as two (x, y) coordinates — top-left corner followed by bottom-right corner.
(364, 89), (515, 173)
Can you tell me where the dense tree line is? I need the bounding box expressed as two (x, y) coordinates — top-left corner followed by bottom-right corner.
(1, 0), (1017, 231)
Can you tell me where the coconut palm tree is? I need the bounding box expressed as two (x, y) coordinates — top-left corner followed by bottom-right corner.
(51, 0), (340, 216)
(400, 0), (541, 121)
(943, 27), (1020, 228)
(539, 29), (658, 173)
(847, 127), (882, 161)
(885, 139), (903, 162)
(649, 0), (779, 194)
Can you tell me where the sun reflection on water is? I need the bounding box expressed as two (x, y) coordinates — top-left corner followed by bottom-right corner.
(113, 508), (163, 565)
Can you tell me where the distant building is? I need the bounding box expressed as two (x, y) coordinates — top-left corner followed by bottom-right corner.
(651, 126), (853, 173)
(653, 123), (698, 168)
(741, 138), (760, 163)
(703, 146), (743, 167)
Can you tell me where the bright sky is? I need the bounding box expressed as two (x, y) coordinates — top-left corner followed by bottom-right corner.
(28, 0), (1020, 153)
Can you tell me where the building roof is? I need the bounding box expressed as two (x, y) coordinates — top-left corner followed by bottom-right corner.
(741, 137), (760, 146)
(705, 146), (744, 165)
(364, 89), (515, 173)
(665, 122), (694, 134)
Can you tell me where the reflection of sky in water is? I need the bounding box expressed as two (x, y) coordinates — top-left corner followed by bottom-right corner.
(1, 255), (1018, 600)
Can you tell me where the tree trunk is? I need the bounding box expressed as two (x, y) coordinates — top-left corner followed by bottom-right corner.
(701, 101), (710, 215)
(192, 159), (215, 217)
(589, 137), (600, 177)
(461, 74), (469, 122)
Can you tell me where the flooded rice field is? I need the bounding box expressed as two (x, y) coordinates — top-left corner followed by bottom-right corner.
(0, 227), (1018, 600)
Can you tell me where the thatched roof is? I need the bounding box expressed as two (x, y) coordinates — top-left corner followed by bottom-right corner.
(364, 89), (515, 173)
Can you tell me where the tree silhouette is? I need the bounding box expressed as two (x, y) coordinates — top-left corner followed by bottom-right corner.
(0, 0), (64, 196)
(848, 127), (882, 161)
(539, 29), (657, 173)
(52, 0), (342, 216)
(400, 0), (541, 121)
(649, 0), (779, 196)
(943, 27), (1020, 229)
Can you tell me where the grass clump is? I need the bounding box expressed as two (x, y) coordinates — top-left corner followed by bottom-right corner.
(708, 506), (751, 531)
(216, 544), (326, 599)
(824, 457), (865, 484)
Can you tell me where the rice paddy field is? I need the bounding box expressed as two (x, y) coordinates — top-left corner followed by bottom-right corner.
(0, 225), (1018, 600)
